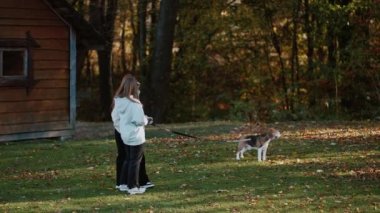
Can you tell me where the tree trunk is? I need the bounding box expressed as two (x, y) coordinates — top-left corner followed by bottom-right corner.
(264, 5), (290, 111)
(89, 0), (118, 120)
(148, 0), (158, 55)
(120, 13), (128, 73)
(337, 0), (352, 64)
(304, 0), (316, 108)
(327, 0), (352, 114)
(137, 0), (152, 114)
(127, 0), (137, 74)
(327, 22), (338, 113)
(150, 0), (179, 122)
(290, 0), (301, 110)
(138, 0), (148, 76)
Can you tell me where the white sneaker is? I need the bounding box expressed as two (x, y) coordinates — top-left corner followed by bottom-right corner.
(141, 182), (155, 189)
(127, 187), (145, 195)
(118, 185), (129, 192)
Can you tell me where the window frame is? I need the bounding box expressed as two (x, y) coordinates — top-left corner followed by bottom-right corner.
(0, 32), (39, 88)
(0, 48), (28, 78)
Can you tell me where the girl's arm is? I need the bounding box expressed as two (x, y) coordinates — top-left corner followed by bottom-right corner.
(131, 104), (147, 126)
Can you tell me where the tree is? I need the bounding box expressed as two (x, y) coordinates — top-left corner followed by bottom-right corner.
(149, 0), (179, 122)
(304, 0), (315, 107)
(89, 0), (118, 120)
(290, 0), (301, 111)
(263, 2), (290, 111)
(74, 0), (379, 122)
(137, 0), (151, 112)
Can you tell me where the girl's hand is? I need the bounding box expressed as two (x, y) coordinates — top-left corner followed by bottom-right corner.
(147, 117), (154, 125)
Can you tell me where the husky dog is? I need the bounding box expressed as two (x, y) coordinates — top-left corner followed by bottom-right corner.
(235, 128), (281, 161)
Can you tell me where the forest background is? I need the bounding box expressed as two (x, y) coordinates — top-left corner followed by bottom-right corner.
(71, 0), (380, 123)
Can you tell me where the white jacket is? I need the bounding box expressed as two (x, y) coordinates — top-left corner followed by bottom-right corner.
(111, 97), (148, 146)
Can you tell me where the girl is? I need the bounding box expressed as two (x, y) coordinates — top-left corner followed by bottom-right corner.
(111, 74), (153, 195)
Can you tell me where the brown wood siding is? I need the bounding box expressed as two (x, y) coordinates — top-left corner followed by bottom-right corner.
(0, 100), (68, 113)
(0, 0), (47, 9)
(0, 0), (71, 137)
(34, 80), (69, 88)
(0, 26), (69, 39)
(34, 69), (70, 80)
(0, 110), (69, 125)
(1, 121), (70, 135)
(34, 50), (69, 60)
(35, 39), (69, 51)
(0, 88), (69, 101)
(0, 19), (67, 26)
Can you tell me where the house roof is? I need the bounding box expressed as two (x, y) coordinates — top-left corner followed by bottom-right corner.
(44, 0), (104, 49)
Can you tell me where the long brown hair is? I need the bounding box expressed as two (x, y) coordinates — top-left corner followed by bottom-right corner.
(111, 74), (141, 110)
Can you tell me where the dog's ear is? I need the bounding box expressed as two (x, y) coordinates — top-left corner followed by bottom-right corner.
(268, 128), (281, 138)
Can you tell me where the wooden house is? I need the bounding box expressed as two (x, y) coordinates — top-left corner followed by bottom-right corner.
(0, 0), (103, 142)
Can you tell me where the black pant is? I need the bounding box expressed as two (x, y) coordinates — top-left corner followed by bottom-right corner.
(122, 144), (144, 188)
(115, 130), (150, 186)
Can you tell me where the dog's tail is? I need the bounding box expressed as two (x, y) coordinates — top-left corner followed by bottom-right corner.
(226, 138), (251, 143)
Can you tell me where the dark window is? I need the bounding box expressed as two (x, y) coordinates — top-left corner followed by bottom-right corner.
(0, 32), (39, 88)
(1, 49), (27, 77)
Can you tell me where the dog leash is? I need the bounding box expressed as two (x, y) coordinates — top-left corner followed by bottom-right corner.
(151, 123), (200, 139)
(150, 123), (253, 143)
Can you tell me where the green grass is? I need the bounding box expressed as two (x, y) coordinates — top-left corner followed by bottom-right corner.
(0, 121), (379, 212)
